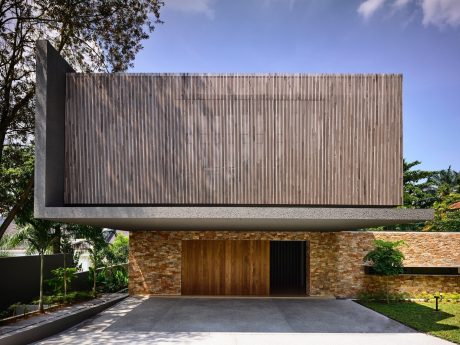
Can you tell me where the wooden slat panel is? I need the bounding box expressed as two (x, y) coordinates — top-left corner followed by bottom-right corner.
(65, 74), (403, 206)
(181, 240), (270, 295)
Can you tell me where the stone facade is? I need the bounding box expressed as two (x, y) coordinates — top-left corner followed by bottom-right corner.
(129, 231), (460, 298)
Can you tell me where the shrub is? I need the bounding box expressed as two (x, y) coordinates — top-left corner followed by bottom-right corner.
(33, 291), (93, 306)
(357, 291), (410, 302)
(95, 265), (128, 293)
(46, 267), (77, 298)
(364, 240), (405, 304)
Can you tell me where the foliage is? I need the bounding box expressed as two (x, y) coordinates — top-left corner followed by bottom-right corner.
(69, 224), (108, 296)
(7, 302), (30, 317)
(4, 219), (58, 312)
(0, 234), (11, 256)
(93, 265), (128, 293)
(105, 233), (129, 265)
(0, 0), (164, 237)
(357, 291), (410, 302)
(427, 166), (460, 197)
(5, 220), (57, 255)
(424, 193), (460, 232)
(427, 209), (460, 232)
(364, 240), (405, 276)
(0, 0), (163, 151)
(33, 291), (94, 306)
(403, 160), (436, 209)
(94, 233), (129, 292)
(0, 145), (34, 217)
(357, 291), (460, 303)
(364, 240), (405, 303)
(360, 301), (460, 344)
(46, 267), (77, 296)
(369, 160), (460, 232)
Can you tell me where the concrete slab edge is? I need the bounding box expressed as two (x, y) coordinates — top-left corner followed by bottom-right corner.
(0, 294), (127, 345)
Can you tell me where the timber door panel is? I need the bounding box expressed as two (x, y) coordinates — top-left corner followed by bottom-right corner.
(181, 240), (269, 295)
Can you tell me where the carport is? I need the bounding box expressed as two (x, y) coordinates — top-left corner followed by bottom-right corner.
(36, 297), (453, 345)
(104, 297), (411, 333)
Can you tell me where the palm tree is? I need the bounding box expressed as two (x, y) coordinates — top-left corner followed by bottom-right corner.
(7, 219), (57, 312)
(427, 166), (460, 197)
(69, 225), (107, 297)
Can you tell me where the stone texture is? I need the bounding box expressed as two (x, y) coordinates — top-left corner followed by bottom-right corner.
(129, 231), (460, 297)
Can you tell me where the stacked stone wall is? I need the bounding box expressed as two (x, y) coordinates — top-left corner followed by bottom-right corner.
(129, 231), (460, 297)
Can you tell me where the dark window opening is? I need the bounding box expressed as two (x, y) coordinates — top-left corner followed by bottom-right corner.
(270, 241), (307, 295)
(364, 266), (460, 276)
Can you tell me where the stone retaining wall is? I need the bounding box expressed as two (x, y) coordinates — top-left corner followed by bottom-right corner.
(129, 231), (460, 297)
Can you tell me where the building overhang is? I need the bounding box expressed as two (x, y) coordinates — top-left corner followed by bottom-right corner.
(34, 41), (433, 232)
(35, 206), (433, 231)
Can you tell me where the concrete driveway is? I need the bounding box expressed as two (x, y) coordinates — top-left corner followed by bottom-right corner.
(36, 297), (455, 345)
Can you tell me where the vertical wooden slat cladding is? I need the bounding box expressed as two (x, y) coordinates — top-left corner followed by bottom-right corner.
(181, 240), (270, 295)
(65, 74), (403, 206)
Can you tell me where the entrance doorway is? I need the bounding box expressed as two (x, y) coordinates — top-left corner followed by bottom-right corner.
(270, 241), (307, 295)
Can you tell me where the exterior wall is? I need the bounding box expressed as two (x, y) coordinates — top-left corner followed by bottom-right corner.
(334, 232), (460, 297)
(129, 231), (460, 297)
(65, 74), (402, 206)
(129, 231), (339, 296)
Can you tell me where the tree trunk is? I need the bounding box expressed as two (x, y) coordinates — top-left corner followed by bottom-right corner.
(92, 253), (97, 297)
(0, 175), (33, 239)
(53, 226), (61, 254)
(39, 252), (44, 313)
(63, 254), (67, 301)
(0, 129), (6, 165)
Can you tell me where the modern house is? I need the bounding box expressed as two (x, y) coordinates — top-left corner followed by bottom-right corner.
(35, 40), (459, 297)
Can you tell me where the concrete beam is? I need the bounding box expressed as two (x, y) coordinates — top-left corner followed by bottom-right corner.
(36, 206), (434, 231)
(35, 40), (74, 213)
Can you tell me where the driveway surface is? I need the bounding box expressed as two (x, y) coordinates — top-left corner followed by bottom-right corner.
(35, 297), (455, 344)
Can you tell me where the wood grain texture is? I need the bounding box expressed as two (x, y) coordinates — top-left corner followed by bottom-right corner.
(181, 240), (270, 295)
(64, 74), (403, 206)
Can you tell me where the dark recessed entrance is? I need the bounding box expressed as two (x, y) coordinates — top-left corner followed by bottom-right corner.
(270, 241), (307, 295)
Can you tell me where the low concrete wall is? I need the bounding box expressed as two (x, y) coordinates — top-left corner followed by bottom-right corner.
(0, 254), (73, 310)
(0, 294), (127, 345)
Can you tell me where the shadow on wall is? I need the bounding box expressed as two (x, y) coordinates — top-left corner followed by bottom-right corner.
(0, 254), (74, 310)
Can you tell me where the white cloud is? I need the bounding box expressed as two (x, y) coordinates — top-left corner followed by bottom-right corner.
(421, 0), (460, 27)
(357, 0), (460, 28)
(263, 0), (296, 11)
(357, 0), (386, 19)
(393, 0), (411, 8)
(167, 0), (215, 19)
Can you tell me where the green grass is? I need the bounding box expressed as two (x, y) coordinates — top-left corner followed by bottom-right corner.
(359, 301), (460, 344)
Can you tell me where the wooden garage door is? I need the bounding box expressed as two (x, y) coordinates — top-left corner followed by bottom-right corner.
(181, 240), (270, 295)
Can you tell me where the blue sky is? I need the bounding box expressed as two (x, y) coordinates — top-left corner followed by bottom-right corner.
(131, 0), (460, 172)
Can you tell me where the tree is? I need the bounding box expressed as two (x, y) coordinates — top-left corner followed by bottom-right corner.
(105, 233), (129, 265)
(402, 159), (436, 209)
(0, 145), (34, 239)
(427, 166), (460, 197)
(6, 219), (57, 312)
(0, 0), (163, 238)
(424, 193), (460, 232)
(364, 240), (405, 304)
(69, 224), (108, 296)
(369, 160), (434, 231)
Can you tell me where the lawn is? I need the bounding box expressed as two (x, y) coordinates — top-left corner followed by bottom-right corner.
(359, 301), (460, 344)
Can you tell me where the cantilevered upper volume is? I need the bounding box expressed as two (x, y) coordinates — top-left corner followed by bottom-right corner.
(34, 40), (433, 231)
